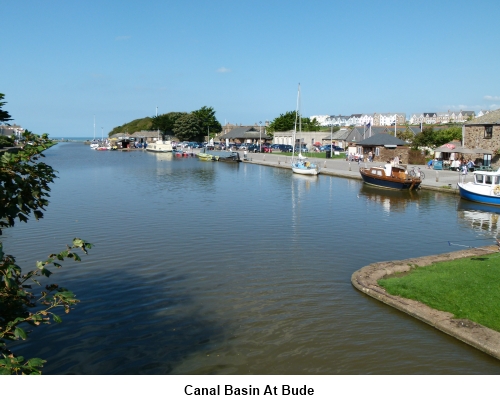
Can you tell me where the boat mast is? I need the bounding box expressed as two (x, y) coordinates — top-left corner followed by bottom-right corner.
(293, 83), (300, 158)
(93, 115), (96, 141)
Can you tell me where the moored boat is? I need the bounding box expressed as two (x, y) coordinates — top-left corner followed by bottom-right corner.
(196, 152), (218, 161)
(359, 164), (421, 190)
(291, 85), (319, 176)
(457, 167), (500, 206)
(146, 140), (173, 153)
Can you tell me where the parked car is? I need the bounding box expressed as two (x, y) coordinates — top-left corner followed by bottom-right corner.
(279, 145), (293, 152)
(295, 145), (308, 153)
(248, 143), (273, 153)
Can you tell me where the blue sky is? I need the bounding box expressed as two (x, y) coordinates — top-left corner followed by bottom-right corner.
(2, 0), (499, 138)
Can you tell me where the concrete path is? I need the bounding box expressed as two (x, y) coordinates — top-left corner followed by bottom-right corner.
(243, 152), (469, 193)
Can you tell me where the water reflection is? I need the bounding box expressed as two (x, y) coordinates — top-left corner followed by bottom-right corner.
(457, 200), (500, 237)
(154, 152), (174, 162)
(6, 143), (500, 374)
(358, 184), (420, 213)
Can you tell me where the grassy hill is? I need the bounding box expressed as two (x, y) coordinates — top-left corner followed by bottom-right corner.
(109, 117), (153, 136)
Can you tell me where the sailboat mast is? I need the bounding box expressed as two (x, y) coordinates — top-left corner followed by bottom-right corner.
(93, 115), (96, 141)
(293, 83), (300, 157)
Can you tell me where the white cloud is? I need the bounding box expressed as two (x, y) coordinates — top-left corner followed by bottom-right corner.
(115, 36), (131, 41)
(484, 95), (500, 101)
(216, 67), (231, 73)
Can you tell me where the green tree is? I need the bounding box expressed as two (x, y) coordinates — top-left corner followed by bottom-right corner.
(151, 112), (187, 135)
(0, 136), (14, 147)
(0, 93), (12, 123)
(191, 106), (222, 139)
(411, 126), (461, 149)
(0, 125), (91, 374)
(173, 113), (203, 141)
(267, 111), (297, 136)
(301, 117), (321, 132)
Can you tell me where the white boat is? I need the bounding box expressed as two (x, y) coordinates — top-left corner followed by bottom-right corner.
(291, 84), (320, 176)
(457, 167), (500, 206)
(146, 126), (173, 152)
(146, 140), (173, 153)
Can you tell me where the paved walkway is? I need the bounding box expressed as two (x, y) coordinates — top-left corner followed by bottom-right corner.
(242, 152), (468, 193)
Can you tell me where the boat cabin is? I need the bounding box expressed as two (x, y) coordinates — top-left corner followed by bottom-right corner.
(472, 170), (500, 187)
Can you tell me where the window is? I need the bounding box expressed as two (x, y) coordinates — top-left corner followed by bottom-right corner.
(485, 125), (493, 139)
(375, 147), (380, 156)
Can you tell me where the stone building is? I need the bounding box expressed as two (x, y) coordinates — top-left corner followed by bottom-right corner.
(463, 109), (500, 165)
(354, 133), (409, 163)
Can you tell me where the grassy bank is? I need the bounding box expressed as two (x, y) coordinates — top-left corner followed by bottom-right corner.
(378, 253), (500, 332)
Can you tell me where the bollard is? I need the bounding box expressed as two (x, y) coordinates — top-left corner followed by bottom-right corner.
(323, 160), (327, 168)
(435, 171), (439, 182)
(349, 162), (351, 171)
(278, 157), (280, 165)
(263, 154), (265, 161)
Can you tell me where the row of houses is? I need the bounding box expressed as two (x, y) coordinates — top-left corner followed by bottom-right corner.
(311, 110), (491, 127)
(312, 113), (405, 127)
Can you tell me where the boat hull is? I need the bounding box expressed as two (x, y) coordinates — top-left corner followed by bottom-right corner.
(291, 165), (319, 175)
(457, 183), (500, 206)
(359, 167), (420, 190)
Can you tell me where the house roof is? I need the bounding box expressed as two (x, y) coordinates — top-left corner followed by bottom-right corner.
(355, 133), (407, 146)
(465, 109), (500, 125)
(217, 126), (271, 140)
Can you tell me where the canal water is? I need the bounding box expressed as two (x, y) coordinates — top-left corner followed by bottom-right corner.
(4, 142), (500, 374)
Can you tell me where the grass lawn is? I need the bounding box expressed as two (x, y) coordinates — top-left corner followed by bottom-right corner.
(378, 253), (500, 332)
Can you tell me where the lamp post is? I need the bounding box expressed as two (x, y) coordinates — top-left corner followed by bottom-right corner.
(259, 121), (262, 152)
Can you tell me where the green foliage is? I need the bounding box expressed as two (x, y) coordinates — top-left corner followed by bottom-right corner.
(378, 254), (500, 332)
(267, 111), (297, 135)
(192, 106), (222, 136)
(0, 131), (57, 232)
(173, 113), (203, 141)
(301, 117), (321, 132)
(111, 106), (222, 142)
(411, 126), (461, 149)
(268, 111), (323, 136)
(0, 135), (14, 147)
(0, 238), (92, 374)
(151, 112), (187, 134)
(109, 117), (153, 136)
(0, 93), (12, 123)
